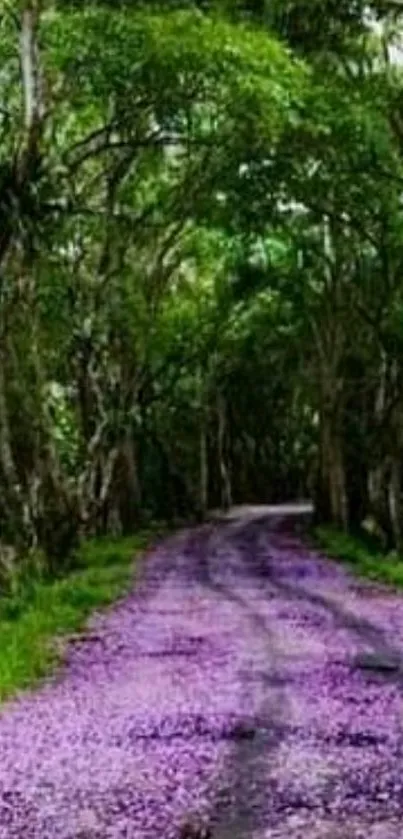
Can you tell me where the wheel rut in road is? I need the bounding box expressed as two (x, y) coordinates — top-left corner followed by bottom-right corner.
(1, 512), (403, 838)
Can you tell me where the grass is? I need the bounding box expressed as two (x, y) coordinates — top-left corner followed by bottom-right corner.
(315, 525), (403, 588)
(0, 529), (163, 702)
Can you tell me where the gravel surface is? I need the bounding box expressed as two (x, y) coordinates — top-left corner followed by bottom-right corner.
(1, 513), (403, 838)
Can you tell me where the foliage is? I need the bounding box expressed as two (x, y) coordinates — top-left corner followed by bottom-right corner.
(315, 526), (403, 588)
(1, 0), (403, 575)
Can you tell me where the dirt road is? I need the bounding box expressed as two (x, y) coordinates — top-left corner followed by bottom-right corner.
(1, 511), (403, 838)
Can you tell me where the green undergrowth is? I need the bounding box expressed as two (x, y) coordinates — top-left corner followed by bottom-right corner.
(0, 529), (164, 702)
(315, 526), (403, 588)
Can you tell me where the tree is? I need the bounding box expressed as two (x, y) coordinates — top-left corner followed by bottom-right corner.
(0, 1), (307, 573)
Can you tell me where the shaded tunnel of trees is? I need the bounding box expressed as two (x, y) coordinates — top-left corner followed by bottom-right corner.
(0, 0), (403, 584)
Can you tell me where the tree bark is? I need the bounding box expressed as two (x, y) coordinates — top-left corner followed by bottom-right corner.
(217, 392), (232, 511)
(317, 400), (348, 530)
(388, 456), (401, 552)
(115, 434), (142, 533)
(199, 421), (208, 521)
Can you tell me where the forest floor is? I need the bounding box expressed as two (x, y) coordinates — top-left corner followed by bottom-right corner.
(1, 510), (403, 837)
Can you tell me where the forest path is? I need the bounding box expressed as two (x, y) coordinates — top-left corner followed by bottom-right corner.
(0, 509), (403, 838)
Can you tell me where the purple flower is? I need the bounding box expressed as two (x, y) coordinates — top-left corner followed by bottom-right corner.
(0, 517), (403, 837)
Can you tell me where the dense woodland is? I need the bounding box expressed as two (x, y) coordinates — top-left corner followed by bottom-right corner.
(1, 0), (403, 582)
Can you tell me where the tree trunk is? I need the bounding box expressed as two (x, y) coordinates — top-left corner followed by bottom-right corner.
(0, 361), (25, 548)
(199, 421), (208, 520)
(116, 434), (142, 533)
(217, 392), (232, 511)
(317, 403), (348, 530)
(388, 456), (402, 552)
